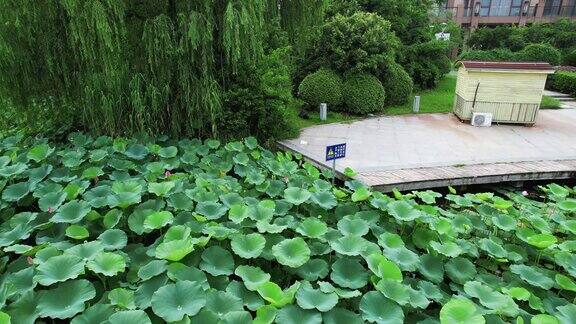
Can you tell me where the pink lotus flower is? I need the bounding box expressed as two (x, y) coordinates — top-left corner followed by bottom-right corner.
(48, 207), (54, 213)
(94, 176), (99, 185)
(27, 256), (34, 265)
(165, 170), (172, 177)
(522, 191), (529, 196)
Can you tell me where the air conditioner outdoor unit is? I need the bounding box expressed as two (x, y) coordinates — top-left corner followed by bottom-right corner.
(471, 112), (493, 127)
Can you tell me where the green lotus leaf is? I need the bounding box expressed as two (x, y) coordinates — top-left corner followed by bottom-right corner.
(39, 191), (67, 212)
(276, 305), (322, 324)
(330, 235), (369, 256)
(107, 310), (151, 324)
(296, 259), (329, 281)
(375, 279), (410, 305)
(4, 291), (38, 323)
(559, 199), (576, 212)
(63, 241), (102, 261)
(296, 281), (338, 312)
(158, 146), (178, 158)
(418, 254), (444, 283)
(284, 187), (312, 205)
(429, 241), (463, 258)
(228, 204), (249, 223)
(65, 225), (89, 240)
(34, 254), (85, 286)
(38, 280), (95, 319)
(112, 180), (143, 194)
(204, 290), (243, 316)
(70, 304), (114, 324)
(547, 183), (570, 198)
(5, 267), (35, 295)
(256, 281), (301, 308)
(555, 274), (576, 292)
(63, 180), (90, 200)
(322, 308), (363, 324)
(196, 201), (228, 220)
(365, 253), (403, 282)
(492, 214), (517, 231)
(556, 304), (576, 324)
(351, 187), (371, 202)
(30, 165), (53, 184)
(464, 281), (516, 313)
(2, 182), (30, 202)
(155, 238), (195, 261)
(81, 166), (104, 179)
(143, 211), (174, 230)
(167, 263), (209, 290)
(231, 233), (266, 259)
(527, 233), (557, 249)
(220, 311), (253, 324)
(478, 238), (508, 258)
(97, 229), (128, 250)
(387, 201), (421, 222)
(148, 181), (175, 197)
(386, 247), (420, 271)
(51, 200), (91, 223)
(200, 245), (235, 276)
(510, 264), (555, 289)
(151, 281), (206, 322)
(0, 163), (27, 177)
(27, 144), (54, 162)
(138, 260), (167, 281)
(440, 298), (485, 324)
(492, 197), (513, 210)
(311, 191), (338, 209)
(233, 152), (250, 165)
(124, 144), (149, 160)
(108, 288), (136, 310)
(103, 209), (123, 229)
(359, 291), (404, 324)
(272, 238), (311, 268)
(220, 193), (244, 207)
(168, 192), (194, 211)
(331, 257), (368, 289)
(337, 217), (369, 236)
(296, 218), (328, 239)
(235, 265), (271, 291)
(248, 200), (276, 222)
(415, 190), (442, 204)
(317, 281), (361, 299)
(254, 305), (277, 324)
(225, 281), (264, 311)
(531, 314), (559, 324)
(87, 252), (126, 276)
(445, 257), (477, 285)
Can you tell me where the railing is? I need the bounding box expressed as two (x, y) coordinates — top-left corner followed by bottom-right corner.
(437, 5), (576, 19)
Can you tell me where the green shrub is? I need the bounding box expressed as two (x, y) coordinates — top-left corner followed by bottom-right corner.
(401, 40), (452, 89)
(298, 68), (343, 108)
(564, 48), (576, 66)
(516, 43), (562, 66)
(342, 73), (386, 114)
(382, 63), (413, 106)
(547, 71), (576, 97)
(458, 48), (515, 62)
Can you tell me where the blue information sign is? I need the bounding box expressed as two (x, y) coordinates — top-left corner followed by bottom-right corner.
(326, 143), (346, 161)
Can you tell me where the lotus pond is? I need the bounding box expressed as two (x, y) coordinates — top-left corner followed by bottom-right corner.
(0, 133), (575, 323)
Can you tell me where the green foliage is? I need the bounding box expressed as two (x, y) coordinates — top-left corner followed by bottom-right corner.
(1, 133), (576, 322)
(309, 12), (399, 76)
(517, 44), (562, 66)
(298, 69), (343, 109)
(540, 96), (561, 110)
(401, 40), (452, 89)
(382, 63), (413, 106)
(547, 71), (576, 97)
(342, 73), (386, 114)
(564, 48), (576, 66)
(0, 0), (299, 142)
(459, 49), (515, 62)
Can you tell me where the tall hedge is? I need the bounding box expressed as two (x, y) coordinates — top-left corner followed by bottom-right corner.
(516, 43), (562, 66)
(342, 73), (386, 115)
(547, 71), (576, 97)
(382, 63), (413, 106)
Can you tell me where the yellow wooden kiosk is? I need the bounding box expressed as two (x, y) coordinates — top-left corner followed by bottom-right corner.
(453, 61), (555, 125)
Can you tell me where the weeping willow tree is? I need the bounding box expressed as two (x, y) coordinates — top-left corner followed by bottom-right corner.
(0, 0), (284, 139)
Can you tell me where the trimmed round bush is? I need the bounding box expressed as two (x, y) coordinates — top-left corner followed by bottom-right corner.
(516, 43), (562, 66)
(342, 73), (386, 115)
(298, 69), (343, 108)
(382, 63), (413, 106)
(458, 48), (514, 62)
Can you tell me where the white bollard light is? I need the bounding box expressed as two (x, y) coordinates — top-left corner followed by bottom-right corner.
(320, 103), (328, 121)
(413, 96), (421, 113)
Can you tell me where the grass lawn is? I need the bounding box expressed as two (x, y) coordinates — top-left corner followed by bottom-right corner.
(287, 74), (457, 130)
(540, 95), (561, 109)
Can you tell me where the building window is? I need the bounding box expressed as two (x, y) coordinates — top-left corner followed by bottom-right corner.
(481, 0), (492, 16)
(544, 0), (563, 16)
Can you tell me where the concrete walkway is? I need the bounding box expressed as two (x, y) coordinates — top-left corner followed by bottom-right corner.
(544, 90), (576, 109)
(280, 110), (576, 191)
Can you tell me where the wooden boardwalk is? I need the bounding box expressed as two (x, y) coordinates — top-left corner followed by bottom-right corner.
(279, 110), (576, 192)
(356, 160), (576, 192)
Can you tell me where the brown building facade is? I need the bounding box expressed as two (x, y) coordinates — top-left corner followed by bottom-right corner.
(439, 0), (576, 28)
